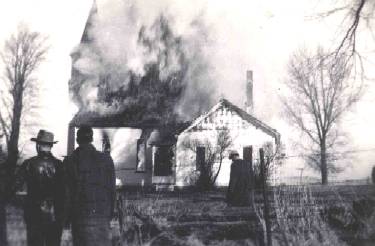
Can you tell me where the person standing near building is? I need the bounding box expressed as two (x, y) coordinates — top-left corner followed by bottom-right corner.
(64, 126), (116, 246)
(13, 130), (65, 246)
(226, 150), (251, 206)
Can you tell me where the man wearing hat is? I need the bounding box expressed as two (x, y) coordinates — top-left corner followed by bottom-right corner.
(64, 125), (115, 246)
(226, 150), (251, 206)
(13, 130), (65, 246)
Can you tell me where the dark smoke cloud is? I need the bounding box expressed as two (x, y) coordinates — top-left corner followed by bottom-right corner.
(69, 0), (218, 123)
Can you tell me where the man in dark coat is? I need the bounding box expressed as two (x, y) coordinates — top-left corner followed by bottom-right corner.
(14, 130), (64, 246)
(64, 126), (116, 246)
(226, 150), (251, 206)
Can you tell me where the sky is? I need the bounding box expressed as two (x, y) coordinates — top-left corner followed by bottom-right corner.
(0, 0), (374, 180)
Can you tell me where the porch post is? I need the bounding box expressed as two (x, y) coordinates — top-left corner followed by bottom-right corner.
(67, 124), (75, 155)
(243, 146), (254, 207)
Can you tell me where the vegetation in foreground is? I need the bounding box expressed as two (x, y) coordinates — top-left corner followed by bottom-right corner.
(6, 185), (375, 246)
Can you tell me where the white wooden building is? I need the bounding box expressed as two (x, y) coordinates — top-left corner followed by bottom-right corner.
(67, 99), (281, 189)
(175, 99), (281, 187)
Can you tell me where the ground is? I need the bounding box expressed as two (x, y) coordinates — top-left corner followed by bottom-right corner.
(6, 185), (375, 245)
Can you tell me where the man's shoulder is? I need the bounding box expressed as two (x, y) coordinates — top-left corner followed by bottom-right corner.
(237, 159), (248, 166)
(232, 159), (243, 164)
(63, 150), (78, 164)
(65, 145), (113, 163)
(232, 159), (246, 167)
(23, 156), (38, 165)
(50, 154), (62, 164)
(25, 155), (62, 166)
(98, 151), (114, 164)
(83, 146), (107, 158)
(21, 156), (40, 171)
(25, 156), (38, 162)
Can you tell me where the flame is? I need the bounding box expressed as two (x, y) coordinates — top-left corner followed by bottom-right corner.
(69, 1), (218, 123)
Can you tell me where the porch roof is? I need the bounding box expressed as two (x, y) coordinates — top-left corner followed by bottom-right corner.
(70, 110), (190, 134)
(70, 110), (160, 128)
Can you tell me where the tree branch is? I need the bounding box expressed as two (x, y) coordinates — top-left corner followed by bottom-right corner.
(282, 47), (362, 181)
(336, 0), (366, 55)
(0, 110), (10, 145)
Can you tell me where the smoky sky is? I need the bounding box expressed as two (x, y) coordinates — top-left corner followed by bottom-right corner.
(2, 0), (374, 178)
(69, 0), (292, 123)
(70, 0), (219, 121)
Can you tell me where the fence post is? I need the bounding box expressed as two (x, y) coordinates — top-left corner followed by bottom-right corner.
(244, 146), (264, 246)
(67, 124), (75, 155)
(260, 148), (272, 246)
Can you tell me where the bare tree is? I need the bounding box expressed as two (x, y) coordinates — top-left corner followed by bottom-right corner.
(252, 142), (283, 188)
(182, 128), (232, 190)
(282, 47), (362, 184)
(0, 25), (47, 188)
(305, 130), (352, 174)
(0, 138), (5, 245)
(0, 25), (47, 245)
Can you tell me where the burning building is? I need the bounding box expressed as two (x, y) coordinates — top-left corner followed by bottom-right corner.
(67, 1), (281, 190)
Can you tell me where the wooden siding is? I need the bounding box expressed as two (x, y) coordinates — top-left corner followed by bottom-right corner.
(176, 105), (277, 187)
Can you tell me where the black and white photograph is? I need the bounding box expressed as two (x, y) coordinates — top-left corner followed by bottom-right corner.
(0, 0), (374, 245)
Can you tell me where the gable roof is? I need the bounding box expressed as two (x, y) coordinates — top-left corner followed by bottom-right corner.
(70, 99), (280, 143)
(181, 98), (280, 142)
(81, 0), (98, 43)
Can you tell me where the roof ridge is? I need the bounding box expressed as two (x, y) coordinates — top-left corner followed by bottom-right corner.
(80, 0), (98, 43)
(181, 98), (280, 141)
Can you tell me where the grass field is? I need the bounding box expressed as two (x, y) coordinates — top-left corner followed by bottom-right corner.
(6, 185), (375, 246)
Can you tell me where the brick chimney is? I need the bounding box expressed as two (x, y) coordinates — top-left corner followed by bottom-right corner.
(245, 70), (253, 114)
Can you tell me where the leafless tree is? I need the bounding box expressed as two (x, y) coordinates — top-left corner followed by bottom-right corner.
(182, 128), (232, 190)
(305, 130), (352, 174)
(0, 25), (47, 186)
(282, 47), (362, 184)
(252, 142), (283, 188)
(0, 25), (47, 244)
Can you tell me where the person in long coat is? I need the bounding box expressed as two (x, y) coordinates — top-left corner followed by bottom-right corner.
(64, 126), (116, 246)
(14, 130), (65, 246)
(226, 150), (251, 206)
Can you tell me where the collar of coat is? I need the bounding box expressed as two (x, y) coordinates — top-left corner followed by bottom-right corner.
(77, 143), (96, 151)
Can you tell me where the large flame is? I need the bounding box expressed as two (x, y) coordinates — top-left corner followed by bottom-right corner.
(69, 0), (218, 123)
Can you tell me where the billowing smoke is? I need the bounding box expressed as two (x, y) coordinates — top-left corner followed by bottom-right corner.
(70, 0), (218, 123)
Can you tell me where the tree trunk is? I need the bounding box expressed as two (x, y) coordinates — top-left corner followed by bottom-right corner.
(0, 200), (6, 246)
(5, 87), (23, 187)
(211, 154), (223, 186)
(321, 138), (328, 185)
(0, 90), (23, 246)
(0, 165), (7, 245)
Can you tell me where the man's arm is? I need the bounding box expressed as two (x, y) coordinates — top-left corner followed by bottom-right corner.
(227, 163), (236, 201)
(54, 159), (66, 221)
(107, 155), (116, 218)
(6, 160), (28, 202)
(62, 157), (72, 227)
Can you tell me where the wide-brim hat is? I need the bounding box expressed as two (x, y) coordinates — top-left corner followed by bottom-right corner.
(31, 129), (58, 144)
